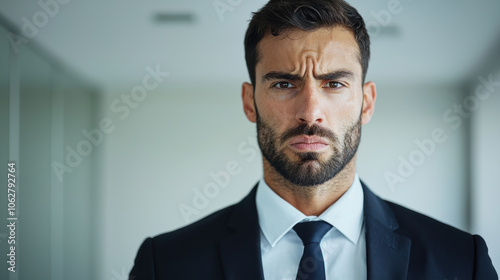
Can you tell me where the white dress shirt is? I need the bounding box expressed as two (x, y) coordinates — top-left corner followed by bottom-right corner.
(255, 174), (367, 280)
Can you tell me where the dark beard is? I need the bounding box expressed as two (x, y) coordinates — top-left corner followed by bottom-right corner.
(256, 109), (361, 187)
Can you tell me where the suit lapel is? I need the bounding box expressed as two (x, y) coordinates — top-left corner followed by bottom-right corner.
(219, 185), (265, 280)
(362, 182), (411, 280)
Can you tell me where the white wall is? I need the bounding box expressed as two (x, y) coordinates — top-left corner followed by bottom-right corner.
(98, 79), (480, 279)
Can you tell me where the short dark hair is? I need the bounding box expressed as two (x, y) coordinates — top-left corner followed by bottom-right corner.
(244, 0), (370, 86)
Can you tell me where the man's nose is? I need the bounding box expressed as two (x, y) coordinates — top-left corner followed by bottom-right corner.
(295, 83), (325, 126)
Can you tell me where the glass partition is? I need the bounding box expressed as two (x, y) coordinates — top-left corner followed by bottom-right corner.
(1, 21), (99, 280)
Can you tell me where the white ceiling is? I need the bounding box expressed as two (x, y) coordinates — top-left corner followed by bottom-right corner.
(1, 0), (500, 89)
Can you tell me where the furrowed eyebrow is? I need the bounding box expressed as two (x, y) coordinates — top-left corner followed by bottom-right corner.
(261, 72), (302, 83)
(316, 70), (355, 81)
(261, 70), (355, 83)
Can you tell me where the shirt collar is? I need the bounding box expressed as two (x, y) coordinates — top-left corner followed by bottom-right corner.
(256, 173), (364, 247)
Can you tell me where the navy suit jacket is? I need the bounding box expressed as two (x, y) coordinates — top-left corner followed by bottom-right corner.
(129, 182), (498, 279)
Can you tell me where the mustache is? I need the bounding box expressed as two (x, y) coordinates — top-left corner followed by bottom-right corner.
(280, 123), (338, 144)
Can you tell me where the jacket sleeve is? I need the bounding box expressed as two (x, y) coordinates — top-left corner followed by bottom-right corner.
(129, 237), (155, 280)
(472, 235), (498, 280)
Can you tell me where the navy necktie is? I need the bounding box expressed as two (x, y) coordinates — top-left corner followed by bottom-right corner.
(293, 221), (333, 280)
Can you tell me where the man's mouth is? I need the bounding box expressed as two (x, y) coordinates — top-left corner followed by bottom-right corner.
(288, 136), (329, 152)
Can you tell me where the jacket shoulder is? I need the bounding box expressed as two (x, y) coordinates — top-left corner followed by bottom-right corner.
(384, 200), (497, 278)
(130, 204), (239, 279)
(386, 200), (476, 271)
(385, 200), (471, 240)
(129, 184), (261, 280)
(153, 203), (237, 247)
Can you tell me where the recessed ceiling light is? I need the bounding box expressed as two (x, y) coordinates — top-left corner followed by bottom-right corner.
(153, 12), (196, 24)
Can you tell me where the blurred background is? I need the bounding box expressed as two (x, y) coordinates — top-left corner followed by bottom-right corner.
(1, 0), (499, 279)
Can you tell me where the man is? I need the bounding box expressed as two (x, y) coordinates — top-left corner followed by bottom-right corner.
(129, 0), (498, 279)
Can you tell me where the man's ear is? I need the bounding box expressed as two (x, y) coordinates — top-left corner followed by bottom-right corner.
(242, 82), (257, 123)
(361, 81), (377, 125)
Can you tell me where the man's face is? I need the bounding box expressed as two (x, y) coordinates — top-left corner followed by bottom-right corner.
(243, 26), (372, 187)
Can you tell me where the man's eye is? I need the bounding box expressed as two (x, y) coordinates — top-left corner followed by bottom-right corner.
(273, 82), (293, 89)
(324, 81), (343, 88)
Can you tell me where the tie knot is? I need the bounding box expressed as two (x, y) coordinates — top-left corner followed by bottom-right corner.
(293, 221), (332, 245)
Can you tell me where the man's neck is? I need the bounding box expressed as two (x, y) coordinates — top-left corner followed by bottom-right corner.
(262, 157), (357, 216)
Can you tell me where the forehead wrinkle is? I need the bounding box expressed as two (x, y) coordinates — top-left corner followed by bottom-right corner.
(293, 49), (336, 80)
(295, 51), (317, 78)
(256, 26), (362, 84)
(290, 30), (339, 76)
